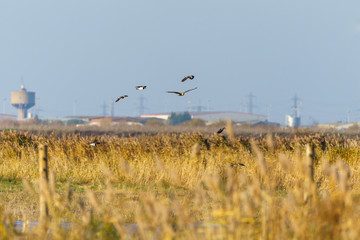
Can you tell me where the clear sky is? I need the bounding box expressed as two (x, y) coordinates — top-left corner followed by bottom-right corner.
(1, 0), (360, 125)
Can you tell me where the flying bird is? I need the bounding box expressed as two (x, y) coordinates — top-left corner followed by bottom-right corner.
(88, 141), (101, 146)
(115, 95), (128, 102)
(136, 86), (147, 90)
(217, 127), (225, 134)
(181, 75), (195, 82)
(167, 87), (198, 96)
(230, 163), (246, 167)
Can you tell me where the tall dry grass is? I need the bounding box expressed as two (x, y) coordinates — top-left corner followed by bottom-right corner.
(0, 129), (360, 238)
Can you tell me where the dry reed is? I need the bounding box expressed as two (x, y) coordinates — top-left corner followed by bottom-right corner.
(0, 130), (359, 238)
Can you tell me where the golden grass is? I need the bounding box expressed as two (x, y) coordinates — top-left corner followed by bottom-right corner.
(1, 128), (360, 238)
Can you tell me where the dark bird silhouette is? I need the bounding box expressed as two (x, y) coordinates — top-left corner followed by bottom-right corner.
(88, 141), (101, 146)
(167, 87), (198, 96)
(136, 86), (147, 90)
(320, 135), (327, 151)
(204, 138), (210, 150)
(181, 75), (195, 82)
(217, 127), (225, 134)
(115, 95), (128, 102)
(230, 163), (246, 167)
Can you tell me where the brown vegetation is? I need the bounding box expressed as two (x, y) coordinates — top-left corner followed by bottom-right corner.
(0, 127), (360, 238)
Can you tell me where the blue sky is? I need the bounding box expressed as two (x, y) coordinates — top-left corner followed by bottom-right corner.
(1, 1), (360, 125)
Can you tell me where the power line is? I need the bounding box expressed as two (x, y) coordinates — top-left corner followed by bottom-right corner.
(247, 92), (257, 114)
(137, 94), (148, 116)
(109, 101), (114, 117)
(101, 102), (107, 116)
(292, 95), (301, 118)
(291, 94), (301, 127)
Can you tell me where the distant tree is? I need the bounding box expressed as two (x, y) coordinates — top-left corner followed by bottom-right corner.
(168, 112), (191, 125)
(181, 118), (206, 127)
(66, 119), (87, 125)
(145, 119), (166, 126)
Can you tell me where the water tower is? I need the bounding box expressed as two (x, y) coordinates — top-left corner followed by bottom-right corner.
(11, 84), (35, 120)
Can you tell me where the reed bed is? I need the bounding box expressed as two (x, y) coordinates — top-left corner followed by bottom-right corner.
(0, 129), (360, 239)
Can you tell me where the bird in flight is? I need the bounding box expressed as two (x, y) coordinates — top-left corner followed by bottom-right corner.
(136, 86), (147, 90)
(167, 87), (198, 96)
(217, 127), (225, 134)
(181, 75), (195, 82)
(115, 95), (128, 102)
(88, 141), (101, 146)
(230, 163), (246, 167)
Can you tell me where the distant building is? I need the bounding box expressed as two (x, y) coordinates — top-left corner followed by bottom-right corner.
(285, 95), (301, 127)
(11, 84), (35, 120)
(285, 115), (294, 127)
(141, 111), (268, 124)
(140, 113), (171, 121)
(0, 113), (16, 120)
(285, 115), (301, 128)
(89, 116), (142, 126)
(317, 122), (359, 130)
(61, 116), (143, 126)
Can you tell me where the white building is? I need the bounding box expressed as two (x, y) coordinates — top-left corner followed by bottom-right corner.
(141, 111), (268, 124)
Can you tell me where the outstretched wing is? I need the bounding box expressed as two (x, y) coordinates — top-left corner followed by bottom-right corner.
(217, 127), (225, 134)
(230, 163), (246, 167)
(167, 91), (181, 95)
(181, 76), (188, 82)
(136, 86), (146, 90)
(184, 87), (198, 94)
(115, 95), (128, 102)
(89, 141), (100, 146)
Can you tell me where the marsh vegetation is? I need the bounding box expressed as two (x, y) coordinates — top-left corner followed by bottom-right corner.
(0, 125), (360, 239)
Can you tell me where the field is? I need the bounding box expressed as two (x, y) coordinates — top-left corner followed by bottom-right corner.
(1, 123), (360, 239)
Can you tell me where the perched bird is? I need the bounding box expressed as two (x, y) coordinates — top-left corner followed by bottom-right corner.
(115, 95), (128, 102)
(181, 75), (195, 82)
(217, 127), (225, 134)
(167, 87), (198, 96)
(136, 86), (147, 90)
(230, 163), (246, 167)
(88, 141), (101, 146)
